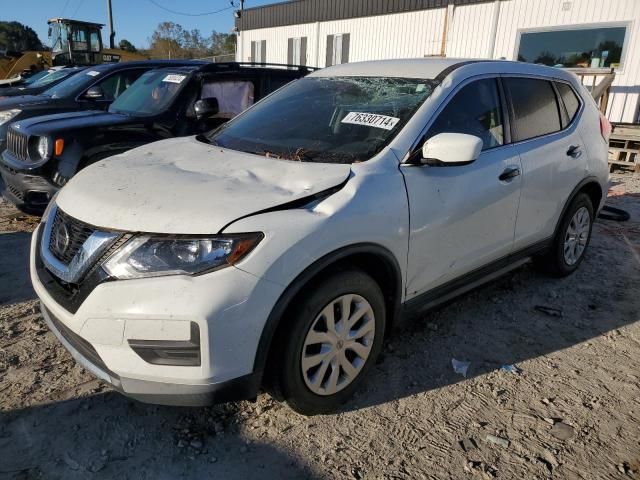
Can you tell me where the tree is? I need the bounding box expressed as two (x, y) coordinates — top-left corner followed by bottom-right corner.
(149, 22), (185, 59)
(596, 40), (622, 67)
(533, 51), (557, 66)
(210, 31), (236, 55)
(118, 39), (137, 53)
(0, 21), (44, 52)
(182, 29), (209, 58)
(147, 22), (237, 60)
(223, 33), (237, 54)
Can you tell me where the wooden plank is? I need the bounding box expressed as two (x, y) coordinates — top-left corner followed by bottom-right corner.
(609, 147), (640, 154)
(611, 126), (640, 138)
(565, 67), (614, 76)
(608, 159), (640, 166)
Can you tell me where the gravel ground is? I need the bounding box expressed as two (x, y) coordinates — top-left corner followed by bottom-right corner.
(1, 174), (639, 480)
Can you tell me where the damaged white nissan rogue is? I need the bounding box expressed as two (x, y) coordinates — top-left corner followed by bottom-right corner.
(31, 59), (609, 414)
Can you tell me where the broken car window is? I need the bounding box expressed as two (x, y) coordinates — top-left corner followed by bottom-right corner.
(206, 76), (436, 163)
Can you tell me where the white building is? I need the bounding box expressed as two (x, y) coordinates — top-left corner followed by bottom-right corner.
(235, 0), (640, 124)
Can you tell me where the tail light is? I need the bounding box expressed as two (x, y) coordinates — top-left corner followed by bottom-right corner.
(599, 113), (612, 142)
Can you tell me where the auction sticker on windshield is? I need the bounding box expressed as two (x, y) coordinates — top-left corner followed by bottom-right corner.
(163, 74), (187, 84)
(341, 112), (400, 131)
(86, 71), (100, 77)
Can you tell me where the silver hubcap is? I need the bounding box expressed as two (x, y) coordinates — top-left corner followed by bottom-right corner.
(564, 206), (591, 266)
(301, 294), (375, 396)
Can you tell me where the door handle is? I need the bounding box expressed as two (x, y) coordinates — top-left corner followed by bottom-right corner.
(566, 145), (582, 157)
(499, 167), (521, 182)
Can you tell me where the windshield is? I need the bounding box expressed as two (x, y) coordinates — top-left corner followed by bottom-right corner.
(42, 67), (104, 98)
(23, 70), (50, 86)
(109, 70), (189, 116)
(207, 76), (435, 163)
(29, 69), (77, 88)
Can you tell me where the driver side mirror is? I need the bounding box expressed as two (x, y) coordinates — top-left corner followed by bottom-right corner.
(83, 85), (105, 100)
(421, 133), (483, 166)
(194, 98), (219, 120)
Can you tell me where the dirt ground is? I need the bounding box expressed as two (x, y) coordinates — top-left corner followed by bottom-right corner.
(0, 173), (639, 480)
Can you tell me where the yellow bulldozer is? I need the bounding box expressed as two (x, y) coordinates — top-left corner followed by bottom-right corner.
(0, 18), (146, 83)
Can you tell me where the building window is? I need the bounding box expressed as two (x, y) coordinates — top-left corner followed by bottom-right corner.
(517, 25), (628, 69)
(287, 37), (307, 66)
(251, 40), (266, 63)
(326, 33), (350, 67)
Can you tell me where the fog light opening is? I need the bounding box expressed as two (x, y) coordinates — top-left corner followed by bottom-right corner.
(128, 322), (201, 367)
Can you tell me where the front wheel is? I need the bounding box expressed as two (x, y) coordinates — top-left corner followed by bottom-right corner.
(271, 270), (386, 415)
(535, 193), (594, 277)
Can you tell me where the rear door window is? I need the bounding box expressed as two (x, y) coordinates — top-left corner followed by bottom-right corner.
(201, 79), (255, 119)
(505, 77), (562, 141)
(426, 78), (505, 150)
(555, 81), (581, 127)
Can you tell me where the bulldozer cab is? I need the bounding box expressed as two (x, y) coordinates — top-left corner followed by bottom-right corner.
(48, 18), (120, 66)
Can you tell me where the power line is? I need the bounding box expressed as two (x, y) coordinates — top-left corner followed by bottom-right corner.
(60, 0), (71, 16)
(71, 0), (86, 18)
(145, 0), (235, 17)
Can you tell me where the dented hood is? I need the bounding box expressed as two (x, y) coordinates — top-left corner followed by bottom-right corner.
(56, 136), (351, 234)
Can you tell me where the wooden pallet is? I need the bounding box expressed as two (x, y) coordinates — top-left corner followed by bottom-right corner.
(609, 124), (640, 173)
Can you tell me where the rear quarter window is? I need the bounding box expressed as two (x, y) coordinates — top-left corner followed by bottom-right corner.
(505, 77), (562, 142)
(555, 81), (581, 127)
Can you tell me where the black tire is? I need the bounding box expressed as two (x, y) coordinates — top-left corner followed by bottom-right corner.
(598, 205), (630, 222)
(269, 269), (386, 415)
(535, 193), (594, 277)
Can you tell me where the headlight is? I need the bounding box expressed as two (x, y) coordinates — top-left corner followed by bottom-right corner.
(103, 233), (263, 280)
(0, 109), (21, 125)
(37, 136), (50, 160)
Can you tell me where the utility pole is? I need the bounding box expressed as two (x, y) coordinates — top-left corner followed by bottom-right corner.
(236, 0), (244, 62)
(107, 0), (115, 49)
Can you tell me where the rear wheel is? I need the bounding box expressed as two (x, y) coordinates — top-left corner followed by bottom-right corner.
(535, 193), (594, 277)
(270, 270), (385, 415)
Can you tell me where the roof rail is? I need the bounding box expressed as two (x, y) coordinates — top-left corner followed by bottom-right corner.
(199, 61), (319, 72)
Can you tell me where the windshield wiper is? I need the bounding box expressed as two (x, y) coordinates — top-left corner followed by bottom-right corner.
(253, 148), (316, 162)
(289, 148), (315, 162)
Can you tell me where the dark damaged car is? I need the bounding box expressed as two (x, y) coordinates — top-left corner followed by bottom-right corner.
(0, 63), (314, 213)
(0, 60), (204, 155)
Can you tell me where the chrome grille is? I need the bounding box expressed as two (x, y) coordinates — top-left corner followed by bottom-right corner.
(48, 208), (96, 264)
(7, 128), (29, 162)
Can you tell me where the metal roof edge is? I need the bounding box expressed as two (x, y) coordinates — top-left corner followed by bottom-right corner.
(235, 0), (497, 31)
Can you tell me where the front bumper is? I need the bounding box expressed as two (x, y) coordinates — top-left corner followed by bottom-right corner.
(30, 224), (285, 406)
(0, 153), (58, 214)
(42, 303), (260, 406)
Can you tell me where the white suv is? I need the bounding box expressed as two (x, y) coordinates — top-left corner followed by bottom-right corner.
(31, 59), (609, 415)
